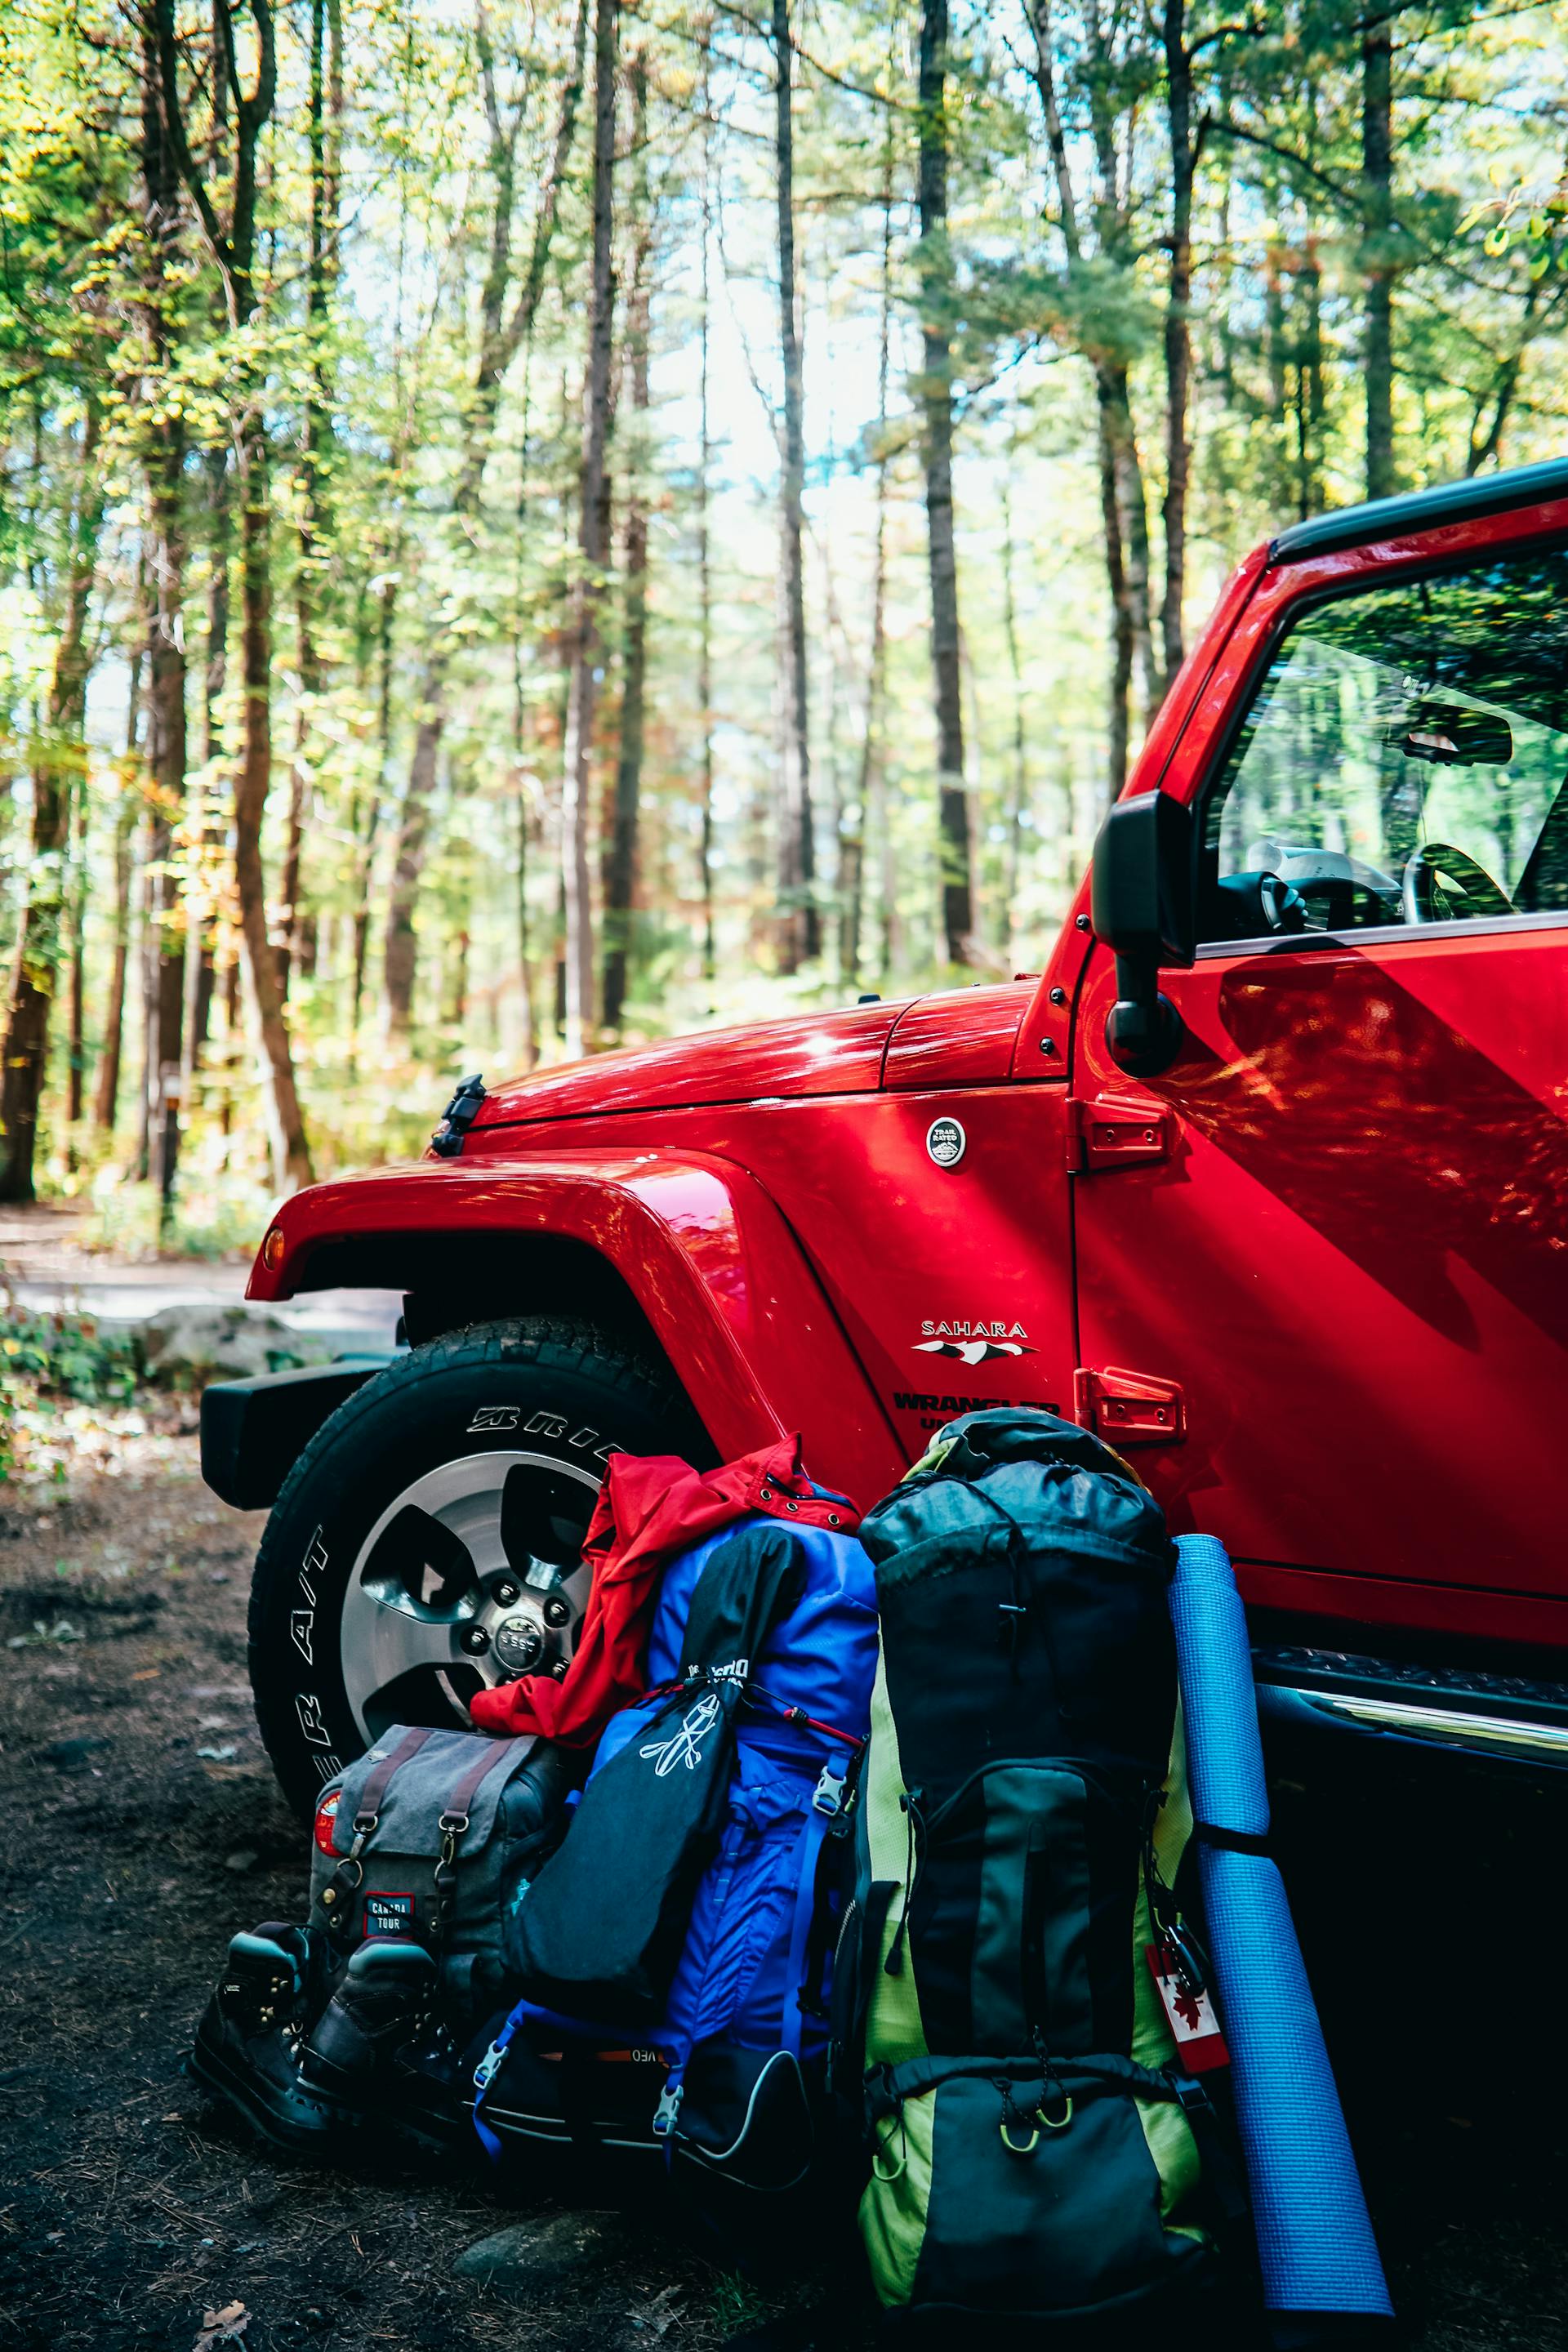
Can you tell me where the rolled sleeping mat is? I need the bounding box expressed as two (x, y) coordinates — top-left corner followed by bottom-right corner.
(1170, 1533), (1394, 2331)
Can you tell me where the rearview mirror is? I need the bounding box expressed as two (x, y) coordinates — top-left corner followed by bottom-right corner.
(1386, 702), (1512, 768)
(1089, 792), (1196, 1077)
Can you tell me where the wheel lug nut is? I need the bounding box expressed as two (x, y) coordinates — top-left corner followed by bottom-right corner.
(492, 1579), (520, 1606)
(461, 1625), (491, 1656)
(543, 1596), (571, 1628)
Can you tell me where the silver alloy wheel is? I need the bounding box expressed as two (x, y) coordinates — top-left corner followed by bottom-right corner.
(339, 1450), (599, 1744)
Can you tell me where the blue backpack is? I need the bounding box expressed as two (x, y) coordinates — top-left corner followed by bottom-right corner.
(474, 1513), (878, 2189)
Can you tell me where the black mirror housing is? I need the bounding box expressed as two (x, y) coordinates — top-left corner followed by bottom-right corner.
(1089, 792), (1196, 1078)
(1090, 790), (1197, 967)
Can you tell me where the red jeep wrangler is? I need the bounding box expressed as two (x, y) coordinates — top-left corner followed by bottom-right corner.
(204, 457), (1568, 1815)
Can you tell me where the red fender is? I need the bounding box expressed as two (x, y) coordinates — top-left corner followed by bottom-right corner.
(246, 1149), (906, 1509)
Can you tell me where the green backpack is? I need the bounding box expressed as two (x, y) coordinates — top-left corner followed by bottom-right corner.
(834, 1410), (1227, 2328)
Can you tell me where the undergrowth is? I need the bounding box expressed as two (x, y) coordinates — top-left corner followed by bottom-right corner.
(0, 1294), (141, 1481)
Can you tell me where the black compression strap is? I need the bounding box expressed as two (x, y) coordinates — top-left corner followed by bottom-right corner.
(1192, 1821), (1272, 1856)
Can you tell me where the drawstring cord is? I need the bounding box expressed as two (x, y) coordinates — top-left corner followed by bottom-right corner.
(883, 1787), (924, 1976)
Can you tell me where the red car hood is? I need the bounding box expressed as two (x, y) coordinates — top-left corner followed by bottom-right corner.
(470, 1000), (911, 1129)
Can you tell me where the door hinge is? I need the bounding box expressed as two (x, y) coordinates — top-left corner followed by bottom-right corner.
(1075, 1365), (1187, 1446)
(1067, 1094), (1175, 1173)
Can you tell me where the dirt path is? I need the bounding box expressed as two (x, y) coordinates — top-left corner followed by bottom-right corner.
(2, 1434), (1565, 2351)
(0, 1440), (736, 2352)
(0, 1203), (400, 1354)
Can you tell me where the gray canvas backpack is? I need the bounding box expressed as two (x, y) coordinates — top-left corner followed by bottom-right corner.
(309, 1726), (577, 2018)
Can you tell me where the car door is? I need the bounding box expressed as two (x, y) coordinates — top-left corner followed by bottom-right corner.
(1071, 523), (1568, 1642)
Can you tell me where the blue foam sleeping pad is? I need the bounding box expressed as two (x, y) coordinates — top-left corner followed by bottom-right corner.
(1171, 1534), (1393, 2319)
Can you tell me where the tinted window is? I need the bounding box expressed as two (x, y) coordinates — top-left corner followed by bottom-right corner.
(1202, 546), (1568, 938)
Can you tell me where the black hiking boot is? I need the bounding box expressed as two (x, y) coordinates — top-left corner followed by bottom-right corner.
(189, 1922), (346, 2156)
(301, 1939), (438, 2100)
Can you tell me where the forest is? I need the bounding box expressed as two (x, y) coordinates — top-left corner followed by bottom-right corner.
(0, 0), (1562, 1232)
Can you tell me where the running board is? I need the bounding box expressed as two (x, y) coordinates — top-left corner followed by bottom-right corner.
(1252, 1644), (1568, 1771)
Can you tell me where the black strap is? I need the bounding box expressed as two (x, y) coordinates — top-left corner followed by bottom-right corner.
(865, 2047), (1189, 2123)
(795, 1762), (861, 2025)
(1170, 2074), (1250, 2229)
(1193, 1820), (1271, 1855)
(558, 2040), (607, 2155)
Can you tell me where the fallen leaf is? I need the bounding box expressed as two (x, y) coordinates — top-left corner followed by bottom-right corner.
(194, 2302), (249, 2351)
(131, 1668), (161, 1682)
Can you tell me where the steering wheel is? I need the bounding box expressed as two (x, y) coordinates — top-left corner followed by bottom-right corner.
(1401, 841), (1513, 925)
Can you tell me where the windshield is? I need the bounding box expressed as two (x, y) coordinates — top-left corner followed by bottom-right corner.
(1202, 545), (1568, 936)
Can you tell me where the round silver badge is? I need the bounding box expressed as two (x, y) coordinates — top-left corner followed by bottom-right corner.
(925, 1116), (967, 1169)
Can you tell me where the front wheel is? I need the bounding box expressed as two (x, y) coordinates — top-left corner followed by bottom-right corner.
(247, 1317), (708, 1817)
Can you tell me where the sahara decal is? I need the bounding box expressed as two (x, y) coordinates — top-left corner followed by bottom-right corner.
(914, 1318), (1036, 1368)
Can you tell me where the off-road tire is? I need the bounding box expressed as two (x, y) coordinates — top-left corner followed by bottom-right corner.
(248, 1317), (707, 1818)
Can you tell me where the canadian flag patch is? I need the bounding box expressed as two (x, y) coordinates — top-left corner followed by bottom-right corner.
(1145, 1944), (1229, 2074)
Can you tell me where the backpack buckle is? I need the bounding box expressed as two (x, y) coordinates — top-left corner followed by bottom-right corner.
(812, 1766), (846, 1817)
(473, 2038), (507, 2093)
(652, 2080), (684, 2136)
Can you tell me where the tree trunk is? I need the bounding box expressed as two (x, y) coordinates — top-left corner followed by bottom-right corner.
(1160, 0), (1193, 693)
(95, 649), (144, 1136)
(772, 0), (817, 970)
(66, 777), (88, 1135)
(844, 105), (896, 991)
(384, 647), (445, 1036)
(183, 441), (229, 1111)
(559, 0), (618, 1058)
(602, 50), (652, 1036)
(158, 0), (309, 1187)
(1000, 416), (1029, 964)
(1361, 12), (1396, 501)
(350, 572), (394, 1065)
(1026, 0), (1154, 782)
(233, 419), (314, 1189)
(382, 0), (587, 1032)
(281, 0), (335, 1004)
(1097, 391), (1134, 807)
(140, 17), (191, 1214)
(917, 0), (973, 965)
(0, 407), (103, 1200)
(697, 27), (716, 988)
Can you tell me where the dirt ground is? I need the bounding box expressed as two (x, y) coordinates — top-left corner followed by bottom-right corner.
(2, 1433), (1566, 2352)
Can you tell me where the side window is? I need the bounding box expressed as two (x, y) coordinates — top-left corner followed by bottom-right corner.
(1200, 546), (1568, 940)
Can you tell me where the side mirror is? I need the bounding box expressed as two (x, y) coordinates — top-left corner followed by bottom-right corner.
(1089, 792), (1196, 1077)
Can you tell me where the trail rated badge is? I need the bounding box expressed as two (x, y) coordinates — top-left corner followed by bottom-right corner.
(925, 1116), (966, 1169)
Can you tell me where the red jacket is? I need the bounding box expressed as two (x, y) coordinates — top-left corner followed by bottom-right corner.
(468, 1435), (860, 1748)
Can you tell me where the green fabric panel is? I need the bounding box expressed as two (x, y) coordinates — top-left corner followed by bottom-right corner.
(858, 2072), (936, 2307)
(863, 1643), (928, 2066)
(1130, 1700), (1205, 2233)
